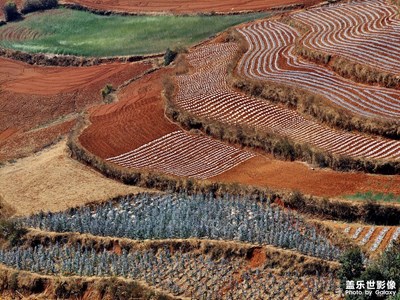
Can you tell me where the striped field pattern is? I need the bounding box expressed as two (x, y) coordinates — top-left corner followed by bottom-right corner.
(343, 226), (400, 253)
(293, 0), (400, 74)
(237, 20), (400, 120)
(174, 43), (400, 160)
(106, 130), (255, 179)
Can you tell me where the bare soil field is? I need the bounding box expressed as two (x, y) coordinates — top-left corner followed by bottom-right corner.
(0, 140), (150, 216)
(79, 69), (254, 179)
(79, 69), (178, 158)
(61, 0), (317, 14)
(78, 65), (400, 196)
(213, 156), (400, 198)
(0, 118), (76, 160)
(0, 57), (152, 160)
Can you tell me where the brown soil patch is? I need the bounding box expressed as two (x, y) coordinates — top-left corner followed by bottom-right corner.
(213, 156), (400, 198)
(79, 68), (178, 158)
(79, 62), (400, 197)
(248, 248), (266, 268)
(377, 227), (396, 253)
(62, 0), (318, 14)
(0, 118), (76, 161)
(0, 57), (151, 160)
(0, 140), (151, 216)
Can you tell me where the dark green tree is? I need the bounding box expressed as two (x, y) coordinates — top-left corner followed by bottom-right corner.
(3, 1), (21, 22)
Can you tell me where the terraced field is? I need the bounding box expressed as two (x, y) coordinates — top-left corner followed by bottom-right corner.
(342, 225), (400, 255)
(0, 9), (269, 56)
(237, 21), (400, 120)
(293, 0), (400, 74)
(23, 193), (341, 260)
(61, 0), (316, 14)
(1, 1), (400, 298)
(175, 42), (400, 160)
(0, 192), (344, 298)
(0, 241), (339, 299)
(0, 57), (151, 160)
(107, 130), (255, 179)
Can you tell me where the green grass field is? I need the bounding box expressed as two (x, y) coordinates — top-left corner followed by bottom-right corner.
(0, 9), (268, 56)
(344, 191), (400, 203)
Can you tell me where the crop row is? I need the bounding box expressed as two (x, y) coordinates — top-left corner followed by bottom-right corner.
(23, 193), (340, 260)
(343, 226), (400, 252)
(0, 244), (339, 299)
(237, 21), (400, 120)
(293, 0), (400, 74)
(106, 130), (255, 179)
(175, 43), (400, 160)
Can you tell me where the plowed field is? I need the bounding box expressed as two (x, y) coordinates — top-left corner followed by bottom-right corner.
(0, 57), (151, 160)
(79, 66), (400, 195)
(79, 69), (177, 158)
(79, 69), (255, 179)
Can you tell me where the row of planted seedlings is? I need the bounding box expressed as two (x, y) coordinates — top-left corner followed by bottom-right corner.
(0, 241), (340, 299)
(0, 192), (342, 299)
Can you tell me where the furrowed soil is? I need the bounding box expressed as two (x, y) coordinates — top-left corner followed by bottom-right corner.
(79, 68), (179, 158)
(0, 140), (152, 216)
(0, 57), (152, 160)
(78, 65), (400, 198)
(61, 0), (318, 14)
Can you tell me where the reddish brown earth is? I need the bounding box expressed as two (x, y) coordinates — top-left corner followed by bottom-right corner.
(213, 156), (400, 198)
(62, 0), (318, 14)
(0, 120), (76, 160)
(79, 69), (178, 158)
(79, 63), (400, 197)
(0, 57), (152, 161)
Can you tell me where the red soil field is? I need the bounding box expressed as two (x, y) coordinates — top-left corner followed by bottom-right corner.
(0, 120), (76, 160)
(0, 57), (152, 161)
(79, 69), (178, 159)
(213, 155), (400, 198)
(80, 69), (255, 179)
(79, 65), (400, 197)
(61, 0), (318, 14)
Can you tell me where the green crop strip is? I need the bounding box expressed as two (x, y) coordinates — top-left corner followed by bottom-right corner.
(0, 9), (268, 56)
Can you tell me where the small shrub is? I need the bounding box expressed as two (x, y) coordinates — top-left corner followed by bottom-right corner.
(338, 247), (364, 291)
(164, 48), (177, 66)
(0, 219), (27, 246)
(3, 1), (21, 22)
(9, 272), (18, 291)
(21, 0), (58, 14)
(101, 84), (115, 103)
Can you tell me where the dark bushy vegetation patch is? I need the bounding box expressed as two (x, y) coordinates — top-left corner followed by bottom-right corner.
(284, 192), (400, 226)
(3, 1), (21, 22)
(164, 48), (177, 66)
(0, 219), (27, 246)
(339, 242), (400, 299)
(21, 0), (58, 14)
